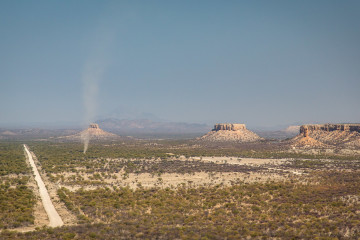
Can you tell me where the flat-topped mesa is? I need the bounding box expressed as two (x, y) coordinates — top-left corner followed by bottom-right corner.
(213, 123), (246, 131)
(200, 123), (262, 142)
(300, 124), (360, 137)
(291, 123), (360, 148)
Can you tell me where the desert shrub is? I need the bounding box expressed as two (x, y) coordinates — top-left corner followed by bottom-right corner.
(0, 143), (29, 176)
(0, 183), (35, 229)
(36, 171), (359, 239)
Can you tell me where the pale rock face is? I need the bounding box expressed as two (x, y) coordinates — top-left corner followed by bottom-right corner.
(292, 123), (360, 148)
(200, 123), (262, 142)
(300, 124), (360, 134)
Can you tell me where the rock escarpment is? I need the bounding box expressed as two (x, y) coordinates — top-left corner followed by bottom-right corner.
(199, 123), (263, 142)
(292, 124), (360, 148)
(300, 124), (360, 136)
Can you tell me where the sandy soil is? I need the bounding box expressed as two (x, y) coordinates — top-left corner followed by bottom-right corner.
(30, 149), (77, 226)
(288, 148), (360, 155)
(60, 171), (286, 191)
(57, 156), (301, 191)
(26, 174), (49, 228)
(188, 156), (288, 165)
(24, 145), (63, 227)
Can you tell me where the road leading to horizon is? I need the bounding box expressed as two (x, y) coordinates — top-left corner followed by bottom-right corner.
(24, 144), (64, 228)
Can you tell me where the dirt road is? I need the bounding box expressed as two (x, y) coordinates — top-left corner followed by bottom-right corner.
(24, 145), (63, 227)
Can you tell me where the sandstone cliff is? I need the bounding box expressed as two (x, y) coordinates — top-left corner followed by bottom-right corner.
(300, 124), (360, 135)
(291, 124), (360, 148)
(199, 123), (263, 142)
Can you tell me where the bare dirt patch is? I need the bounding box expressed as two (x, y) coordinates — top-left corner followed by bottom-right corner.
(189, 156), (287, 166)
(50, 156), (312, 191)
(60, 171), (286, 191)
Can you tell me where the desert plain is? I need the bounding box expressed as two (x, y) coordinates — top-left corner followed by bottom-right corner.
(0, 123), (359, 239)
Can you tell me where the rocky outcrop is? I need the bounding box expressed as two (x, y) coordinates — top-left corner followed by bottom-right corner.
(291, 136), (326, 148)
(300, 124), (360, 136)
(89, 123), (100, 129)
(291, 124), (360, 148)
(213, 124), (246, 131)
(61, 123), (122, 141)
(199, 123), (263, 142)
(81, 123), (119, 139)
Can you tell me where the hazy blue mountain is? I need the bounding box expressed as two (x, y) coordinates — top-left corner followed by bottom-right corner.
(97, 118), (210, 138)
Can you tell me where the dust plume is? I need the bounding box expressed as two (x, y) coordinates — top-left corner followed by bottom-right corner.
(81, 59), (105, 154)
(81, 131), (90, 154)
(81, 21), (115, 154)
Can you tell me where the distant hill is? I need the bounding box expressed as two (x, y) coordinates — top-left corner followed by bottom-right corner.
(96, 118), (210, 137)
(254, 125), (300, 140)
(0, 128), (79, 140)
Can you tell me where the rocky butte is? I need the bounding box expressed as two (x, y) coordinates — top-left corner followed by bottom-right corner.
(62, 123), (121, 141)
(200, 123), (263, 142)
(292, 123), (360, 148)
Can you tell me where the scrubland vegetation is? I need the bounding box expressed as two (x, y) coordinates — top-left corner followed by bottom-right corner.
(0, 143), (35, 229)
(2, 172), (359, 239)
(27, 141), (360, 175)
(0, 179), (35, 229)
(0, 143), (29, 176)
(0, 141), (359, 239)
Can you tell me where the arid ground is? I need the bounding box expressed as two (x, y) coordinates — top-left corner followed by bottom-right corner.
(0, 139), (359, 239)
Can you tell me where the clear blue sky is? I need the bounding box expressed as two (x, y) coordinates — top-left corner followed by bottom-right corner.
(1, 0), (359, 128)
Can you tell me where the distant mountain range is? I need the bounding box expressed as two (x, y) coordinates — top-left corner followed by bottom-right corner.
(0, 120), (301, 140)
(96, 118), (211, 137)
(0, 128), (79, 140)
(254, 125), (300, 140)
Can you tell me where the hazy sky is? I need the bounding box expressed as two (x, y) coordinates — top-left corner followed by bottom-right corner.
(1, 0), (359, 128)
